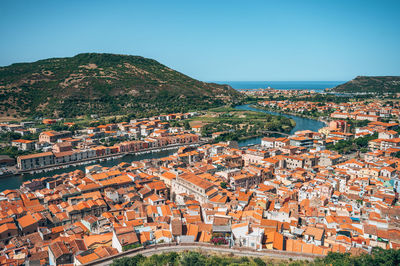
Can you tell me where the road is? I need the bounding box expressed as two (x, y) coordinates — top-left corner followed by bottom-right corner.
(87, 244), (322, 266)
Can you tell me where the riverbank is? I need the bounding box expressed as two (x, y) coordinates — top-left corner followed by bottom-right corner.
(251, 104), (329, 126)
(235, 105), (326, 135)
(189, 107), (295, 142)
(0, 142), (207, 191)
(235, 131), (290, 141)
(18, 141), (207, 176)
(0, 105), (326, 190)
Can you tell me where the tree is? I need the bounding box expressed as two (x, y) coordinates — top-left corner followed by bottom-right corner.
(122, 243), (142, 251)
(0, 132), (22, 142)
(181, 251), (206, 266)
(314, 249), (400, 266)
(220, 182), (227, 189)
(111, 254), (145, 266)
(183, 120), (191, 130)
(253, 257), (265, 266)
(50, 123), (69, 131)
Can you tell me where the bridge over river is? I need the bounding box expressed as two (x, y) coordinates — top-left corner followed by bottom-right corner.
(260, 130), (290, 136)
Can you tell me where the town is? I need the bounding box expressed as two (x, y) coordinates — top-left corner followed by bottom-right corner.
(1, 0), (400, 264)
(258, 98), (400, 122)
(0, 93), (399, 265)
(0, 112), (201, 174)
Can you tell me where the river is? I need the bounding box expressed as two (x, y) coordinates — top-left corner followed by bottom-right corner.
(1, 149), (179, 191)
(0, 104), (325, 190)
(235, 104), (326, 146)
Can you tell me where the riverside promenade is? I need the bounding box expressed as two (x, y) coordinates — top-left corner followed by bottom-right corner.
(18, 141), (208, 175)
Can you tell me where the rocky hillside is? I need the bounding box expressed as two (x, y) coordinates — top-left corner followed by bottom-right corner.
(331, 76), (400, 93)
(0, 53), (241, 119)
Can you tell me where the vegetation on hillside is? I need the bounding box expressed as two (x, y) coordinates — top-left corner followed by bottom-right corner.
(0, 53), (242, 119)
(313, 248), (400, 266)
(331, 76), (400, 93)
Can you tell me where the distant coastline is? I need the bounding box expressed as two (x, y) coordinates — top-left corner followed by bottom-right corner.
(214, 81), (345, 91)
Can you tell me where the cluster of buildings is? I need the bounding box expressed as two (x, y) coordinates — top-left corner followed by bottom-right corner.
(1, 113), (201, 171)
(0, 112), (400, 265)
(239, 88), (318, 97)
(330, 99), (398, 122)
(259, 100), (330, 115)
(16, 131), (199, 171)
(259, 100), (400, 121)
(1, 98), (400, 264)
(318, 119), (400, 149)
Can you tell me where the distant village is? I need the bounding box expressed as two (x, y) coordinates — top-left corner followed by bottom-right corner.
(258, 99), (400, 122)
(238, 88), (319, 97)
(0, 96), (400, 265)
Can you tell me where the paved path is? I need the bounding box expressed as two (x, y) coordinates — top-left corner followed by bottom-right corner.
(89, 244), (322, 266)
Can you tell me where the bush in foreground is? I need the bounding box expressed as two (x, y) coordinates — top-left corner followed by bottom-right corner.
(112, 251), (268, 266)
(111, 248), (400, 266)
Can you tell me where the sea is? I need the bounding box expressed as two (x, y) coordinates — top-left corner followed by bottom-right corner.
(214, 81), (344, 91)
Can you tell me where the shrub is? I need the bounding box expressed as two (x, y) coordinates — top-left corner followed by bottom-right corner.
(211, 237), (228, 245)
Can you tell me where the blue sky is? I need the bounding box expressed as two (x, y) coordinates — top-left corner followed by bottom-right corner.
(1, 0), (399, 81)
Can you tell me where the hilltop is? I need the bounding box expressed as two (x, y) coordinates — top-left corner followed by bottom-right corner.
(0, 53), (241, 119)
(331, 76), (400, 93)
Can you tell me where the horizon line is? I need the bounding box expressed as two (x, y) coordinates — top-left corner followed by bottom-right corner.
(211, 80), (346, 82)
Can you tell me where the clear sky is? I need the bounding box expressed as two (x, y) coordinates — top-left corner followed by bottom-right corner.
(1, 0), (399, 81)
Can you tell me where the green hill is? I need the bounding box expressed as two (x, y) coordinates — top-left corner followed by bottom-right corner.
(0, 53), (241, 119)
(331, 76), (400, 93)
